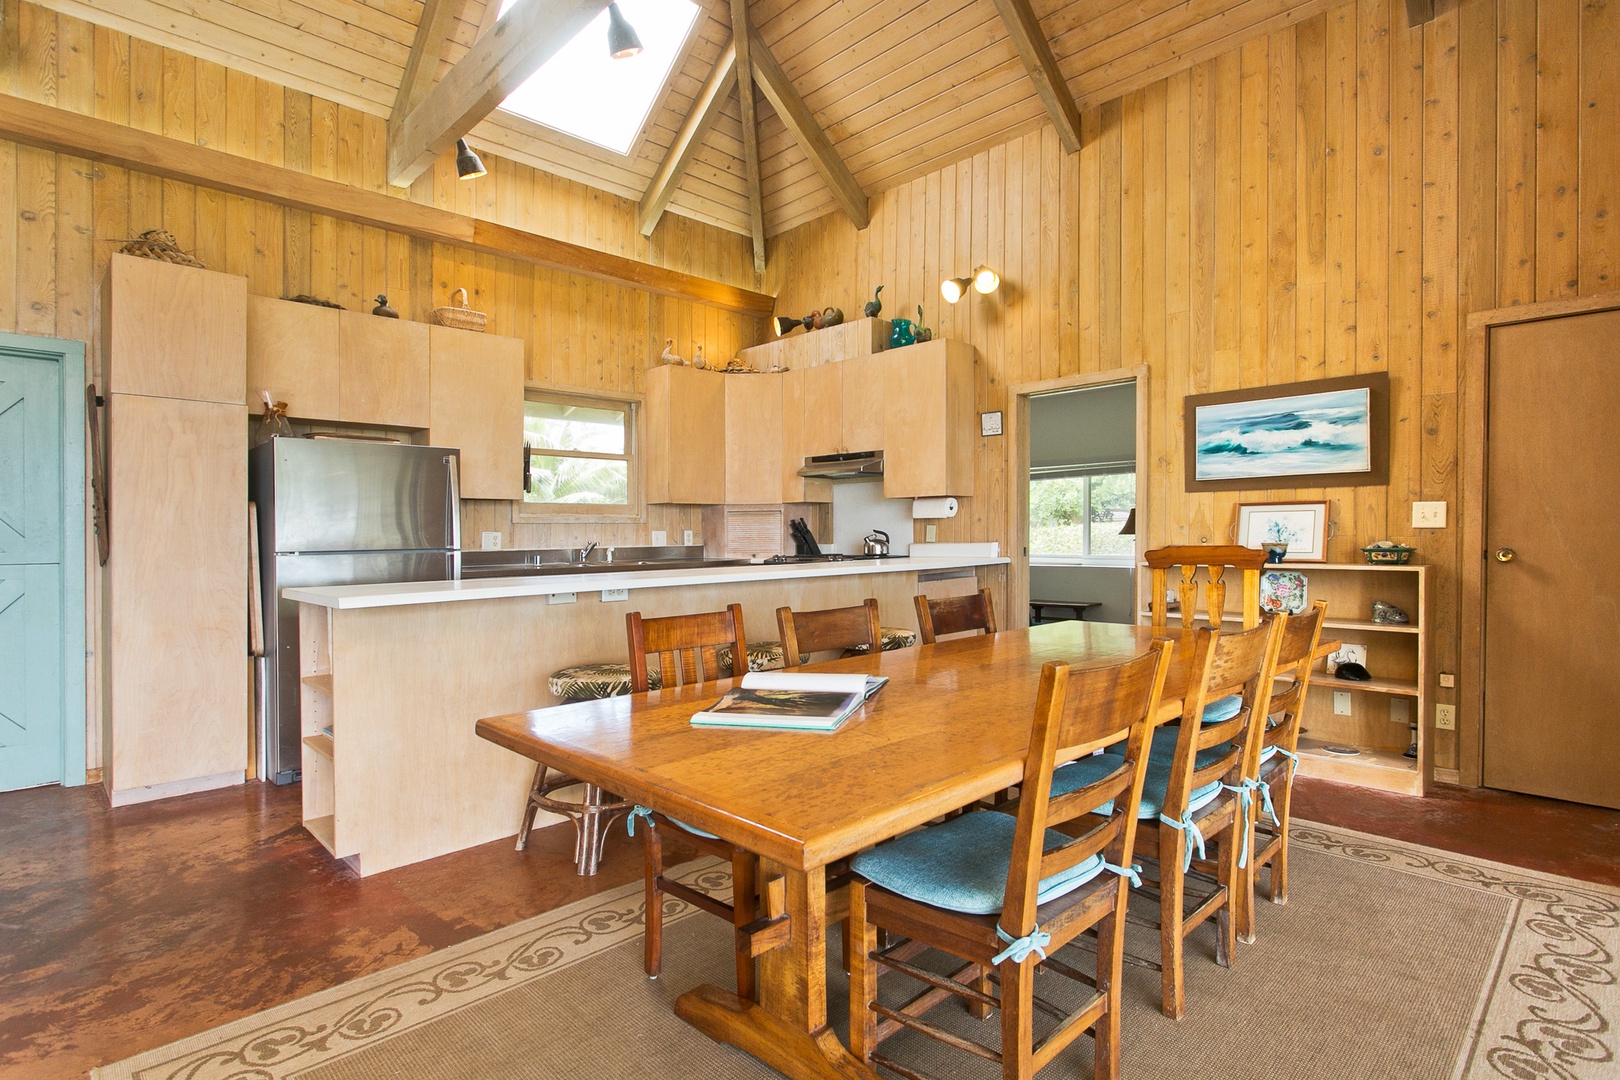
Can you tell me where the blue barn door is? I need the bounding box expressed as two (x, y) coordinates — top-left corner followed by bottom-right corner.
(0, 335), (85, 790)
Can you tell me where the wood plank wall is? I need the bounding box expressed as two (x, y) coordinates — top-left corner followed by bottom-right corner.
(0, 0), (767, 771)
(764, 0), (1620, 775)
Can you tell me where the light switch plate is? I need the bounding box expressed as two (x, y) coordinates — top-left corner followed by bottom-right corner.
(650, 531), (667, 546)
(1389, 698), (1411, 725)
(925, 524), (938, 542)
(480, 531), (502, 550)
(1412, 501), (1447, 528)
(980, 411), (1003, 437)
(1333, 691), (1353, 716)
(548, 592), (577, 605)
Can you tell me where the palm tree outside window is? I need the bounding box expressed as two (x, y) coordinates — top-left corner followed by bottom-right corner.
(522, 393), (638, 517)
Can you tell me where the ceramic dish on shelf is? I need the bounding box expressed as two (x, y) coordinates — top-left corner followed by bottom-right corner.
(1259, 569), (1309, 615)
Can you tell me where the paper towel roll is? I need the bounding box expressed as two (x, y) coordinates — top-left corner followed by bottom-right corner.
(912, 497), (958, 519)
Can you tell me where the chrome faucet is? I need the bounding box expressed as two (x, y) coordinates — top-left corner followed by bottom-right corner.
(577, 541), (598, 564)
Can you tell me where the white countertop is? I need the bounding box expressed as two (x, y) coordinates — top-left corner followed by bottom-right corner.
(283, 555), (1007, 610)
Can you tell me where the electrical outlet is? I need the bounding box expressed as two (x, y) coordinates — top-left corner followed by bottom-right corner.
(1412, 501), (1447, 528)
(925, 524), (938, 542)
(480, 531), (502, 550)
(1389, 698), (1411, 725)
(548, 592), (577, 605)
(1439, 673), (1455, 688)
(1327, 643), (1366, 673)
(1333, 691), (1353, 716)
(1435, 703), (1456, 730)
(650, 530), (667, 546)
(683, 530), (694, 546)
(600, 588), (629, 602)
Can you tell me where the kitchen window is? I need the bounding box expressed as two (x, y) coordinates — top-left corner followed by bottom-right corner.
(1028, 470), (1135, 567)
(518, 392), (640, 520)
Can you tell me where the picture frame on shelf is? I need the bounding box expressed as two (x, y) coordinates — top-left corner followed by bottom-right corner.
(1236, 501), (1331, 562)
(1183, 373), (1389, 491)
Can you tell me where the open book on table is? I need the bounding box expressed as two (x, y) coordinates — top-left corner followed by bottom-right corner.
(690, 671), (889, 732)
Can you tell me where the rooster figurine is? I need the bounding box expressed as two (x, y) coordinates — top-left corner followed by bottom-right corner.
(863, 285), (884, 318)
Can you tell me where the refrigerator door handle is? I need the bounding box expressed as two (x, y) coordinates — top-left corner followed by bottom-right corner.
(444, 455), (461, 552)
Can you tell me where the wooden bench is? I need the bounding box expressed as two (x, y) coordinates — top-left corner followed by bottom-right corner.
(1028, 599), (1100, 624)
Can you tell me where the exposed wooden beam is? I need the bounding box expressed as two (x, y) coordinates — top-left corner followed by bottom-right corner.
(0, 93), (774, 317)
(748, 28), (868, 230)
(989, 0), (1081, 154)
(1404, 0), (1434, 26)
(637, 41), (737, 237)
(387, 0), (608, 188)
(391, 0), (462, 121)
(730, 0), (766, 274)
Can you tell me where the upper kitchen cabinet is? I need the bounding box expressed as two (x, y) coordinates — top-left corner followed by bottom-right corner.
(882, 340), (976, 499)
(798, 362), (843, 458)
(338, 311), (429, 427)
(645, 365), (725, 504)
(778, 368), (826, 504)
(427, 327), (525, 501)
(101, 254), (246, 404)
(839, 355), (885, 452)
(247, 296), (340, 421)
(724, 373), (783, 505)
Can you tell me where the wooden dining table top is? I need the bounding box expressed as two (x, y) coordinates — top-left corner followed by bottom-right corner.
(476, 621), (1218, 872)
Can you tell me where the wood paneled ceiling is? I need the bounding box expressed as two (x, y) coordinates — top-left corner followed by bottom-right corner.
(43, 0), (1333, 244)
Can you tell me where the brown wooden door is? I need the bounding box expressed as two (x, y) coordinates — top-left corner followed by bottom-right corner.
(1483, 308), (1620, 809)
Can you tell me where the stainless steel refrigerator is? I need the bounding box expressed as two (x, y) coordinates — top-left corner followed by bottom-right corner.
(251, 438), (461, 784)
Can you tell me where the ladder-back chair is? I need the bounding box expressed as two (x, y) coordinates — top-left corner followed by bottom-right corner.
(914, 588), (998, 644)
(777, 598), (882, 667)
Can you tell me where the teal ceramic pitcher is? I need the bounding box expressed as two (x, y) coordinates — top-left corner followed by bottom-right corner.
(889, 318), (914, 348)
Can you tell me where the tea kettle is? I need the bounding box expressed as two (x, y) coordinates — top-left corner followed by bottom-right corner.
(863, 529), (891, 557)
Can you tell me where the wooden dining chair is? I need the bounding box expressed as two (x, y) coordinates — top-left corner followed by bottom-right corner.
(1145, 545), (1269, 630)
(914, 588), (997, 644)
(1237, 600), (1328, 942)
(624, 605), (764, 1000)
(1048, 617), (1282, 1018)
(848, 640), (1174, 1080)
(776, 598), (882, 667)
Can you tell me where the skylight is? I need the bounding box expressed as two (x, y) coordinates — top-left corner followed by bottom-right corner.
(496, 0), (700, 156)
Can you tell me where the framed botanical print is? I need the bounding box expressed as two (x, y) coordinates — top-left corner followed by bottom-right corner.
(1236, 501), (1331, 562)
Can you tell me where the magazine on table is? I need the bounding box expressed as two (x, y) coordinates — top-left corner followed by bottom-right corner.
(690, 671), (889, 732)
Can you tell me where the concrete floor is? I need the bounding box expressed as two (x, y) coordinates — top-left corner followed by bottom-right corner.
(1, 776), (1616, 1079)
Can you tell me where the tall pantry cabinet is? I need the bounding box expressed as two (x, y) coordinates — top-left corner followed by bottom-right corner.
(100, 254), (248, 805)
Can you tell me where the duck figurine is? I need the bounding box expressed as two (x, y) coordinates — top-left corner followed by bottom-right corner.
(863, 285), (884, 318)
(372, 294), (399, 318)
(659, 337), (687, 365)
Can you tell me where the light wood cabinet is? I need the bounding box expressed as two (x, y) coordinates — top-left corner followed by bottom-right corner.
(778, 368), (829, 504)
(840, 355), (886, 452)
(101, 255), (248, 804)
(799, 361), (844, 457)
(881, 340), (976, 498)
(645, 365), (726, 504)
(246, 296), (340, 420)
(427, 326), (525, 501)
(724, 374), (783, 504)
(101, 253), (246, 404)
(338, 311), (429, 427)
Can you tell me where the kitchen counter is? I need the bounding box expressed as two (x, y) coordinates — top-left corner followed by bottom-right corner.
(290, 553), (1007, 876)
(284, 555), (1007, 610)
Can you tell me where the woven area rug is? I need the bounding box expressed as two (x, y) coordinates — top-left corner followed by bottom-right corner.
(93, 824), (1619, 1080)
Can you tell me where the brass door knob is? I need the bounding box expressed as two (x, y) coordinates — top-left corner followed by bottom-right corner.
(1494, 547), (1516, 563)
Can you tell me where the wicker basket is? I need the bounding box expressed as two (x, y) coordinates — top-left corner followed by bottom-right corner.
(428, 287), (486, 332)
(117, 229), (206, 268)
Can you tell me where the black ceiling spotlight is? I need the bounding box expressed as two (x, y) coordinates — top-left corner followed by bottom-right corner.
(607, 2), (643, 59)
(455, 138), (487, 180)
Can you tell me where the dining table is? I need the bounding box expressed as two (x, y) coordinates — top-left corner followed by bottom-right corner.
(475, 619), (1309, 1080)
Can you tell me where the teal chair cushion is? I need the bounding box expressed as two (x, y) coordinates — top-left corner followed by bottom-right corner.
(1148, 726), (1232, 771)
(1051, 752), (1223, 820)
(1201, 694), (1243, 723)
(852, 810), (1107, 915)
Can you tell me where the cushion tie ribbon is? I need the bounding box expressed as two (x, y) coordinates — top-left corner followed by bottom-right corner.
(626, 805), (654, 837)
(1103, 862), (1143, 888)
(1219, 782), (1256, 868)
(1159, 811), (1207, 872)
(991, 924), (1051, 965)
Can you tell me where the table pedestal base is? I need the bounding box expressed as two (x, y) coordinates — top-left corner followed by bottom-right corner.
(676, 984), (878, 1080)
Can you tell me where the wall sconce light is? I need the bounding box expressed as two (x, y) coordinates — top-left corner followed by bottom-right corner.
(774, 314), (811, 336)
(607, 2), (643, 59)
(456, 138), (487, 180)
(940, 265), (1000, 303)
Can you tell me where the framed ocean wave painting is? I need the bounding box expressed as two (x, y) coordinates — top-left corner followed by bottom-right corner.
(1183, 373), (1389, 491)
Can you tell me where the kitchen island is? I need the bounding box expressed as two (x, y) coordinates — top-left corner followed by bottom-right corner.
(283, 555), (1006, 875)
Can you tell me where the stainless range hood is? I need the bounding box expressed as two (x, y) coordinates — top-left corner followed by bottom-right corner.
(798, 450), (884, 479)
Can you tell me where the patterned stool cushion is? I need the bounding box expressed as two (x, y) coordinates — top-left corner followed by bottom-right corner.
(548, 663), (661, 700)
(851, 809), (1107, 915)
(715, 642), (786, 674)
(841, 626), (919, 657)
